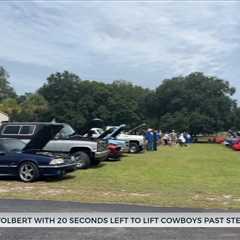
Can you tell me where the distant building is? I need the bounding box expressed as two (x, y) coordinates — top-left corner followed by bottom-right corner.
(0, 112), (9, 125)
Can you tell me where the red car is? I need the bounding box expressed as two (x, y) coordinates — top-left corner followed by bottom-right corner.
(107, 144), (122, 160)
(215, 136), (225, 144)
(233, 143), (240, 151)
(232, 139), (240, 151)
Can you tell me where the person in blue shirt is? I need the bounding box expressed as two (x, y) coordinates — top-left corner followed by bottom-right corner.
(145, 128), (154, 151)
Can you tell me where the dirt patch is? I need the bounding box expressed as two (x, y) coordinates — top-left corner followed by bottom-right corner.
(192, 193), (235, 206)
(0, 188), (9, 193)
(0, 181), (155, 199)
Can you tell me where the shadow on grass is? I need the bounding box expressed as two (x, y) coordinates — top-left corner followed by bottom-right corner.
(90, 163), (106, 169)
(0, 174), (76, 183)
(123, 151), (146, 156)
(105, 157), (121, 162)
(44, 174), (76, 183)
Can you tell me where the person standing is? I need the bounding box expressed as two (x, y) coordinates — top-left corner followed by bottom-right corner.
(157, 129), (161, 146)
(163, 133), (169, 145)
(170, 130), (177, 145)
(186, 133), (192, 144)
(145, 129), (154, 151)
(179, 133), (187, 147)
(153, 130), (158, 151)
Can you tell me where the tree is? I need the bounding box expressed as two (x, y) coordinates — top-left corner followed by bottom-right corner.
(147, 72), (236, 134)
(0, 66), (238, 135)
(158, 111), (189, 132)
(105, 80), (148, 127)
(0, 67), (16, 100)
(38, 72), (149, 131)
(17, 93), (48, 121)
(0, 98), (21, 119)
(38, 71), (89, 130)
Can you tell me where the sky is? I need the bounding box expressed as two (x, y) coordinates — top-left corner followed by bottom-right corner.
(0, 1), (240, 99)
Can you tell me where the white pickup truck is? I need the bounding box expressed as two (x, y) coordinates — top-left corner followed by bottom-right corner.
(90, 124), (145, 153)
(0, 122), (109, 169)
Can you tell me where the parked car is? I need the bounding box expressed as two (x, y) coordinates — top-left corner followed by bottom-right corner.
(224, 130), (240, 147)
(232, 141), (240, 151)
(106, 124), (145, 153)
(84, 127), (127, 159)
(83, 128), (104, 138)
(0, 124), (76, 182)
(107, 144), (121, 160)
(214, 136), (225, 144)
(0, 122), (109, 169)
(127, 123), (147, 135)
(97, 126), (129, 153)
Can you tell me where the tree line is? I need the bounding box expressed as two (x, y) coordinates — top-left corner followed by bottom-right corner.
(0, 66), (239, 134)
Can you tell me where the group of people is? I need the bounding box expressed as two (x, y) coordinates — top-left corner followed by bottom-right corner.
(145, 129), (192, 151)
(145, 129), (160, 151)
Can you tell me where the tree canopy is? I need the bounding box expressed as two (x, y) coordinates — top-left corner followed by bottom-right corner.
(0, 66), (239, 135)
(147, 72), (237, 134)
(38, 72), (148, 131)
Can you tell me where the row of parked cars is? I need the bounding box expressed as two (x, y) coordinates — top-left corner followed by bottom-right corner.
(210, 130), (240, 151)
(0, 121), (145, 182)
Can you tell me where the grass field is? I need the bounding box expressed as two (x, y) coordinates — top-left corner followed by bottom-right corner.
(1, 144), (240, 209)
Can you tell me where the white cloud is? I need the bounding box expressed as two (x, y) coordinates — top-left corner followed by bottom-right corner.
(0, 1), (240, 94)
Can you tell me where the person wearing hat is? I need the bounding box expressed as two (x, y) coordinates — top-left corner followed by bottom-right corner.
(145, 128), (154, 151)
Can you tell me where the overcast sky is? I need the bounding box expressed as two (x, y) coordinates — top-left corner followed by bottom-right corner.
(1, 1), (240, 99)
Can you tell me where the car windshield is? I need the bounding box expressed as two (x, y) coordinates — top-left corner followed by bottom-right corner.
(57, 124), (75, 138)
(1, 139), (26, 152)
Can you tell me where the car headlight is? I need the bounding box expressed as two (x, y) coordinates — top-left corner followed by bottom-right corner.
(50, 158), (64, 165)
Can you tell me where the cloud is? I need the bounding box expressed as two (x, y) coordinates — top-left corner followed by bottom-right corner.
(0, 1), (240, 97)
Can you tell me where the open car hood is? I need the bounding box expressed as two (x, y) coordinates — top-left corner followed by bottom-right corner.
(23, 124), (64, 151)
(98, 124), (126, 139)
(97, 128), (114, 139)
(127, 123), (147, 134)
(109, 125), (126, 138)
(80, 118), (105, 136)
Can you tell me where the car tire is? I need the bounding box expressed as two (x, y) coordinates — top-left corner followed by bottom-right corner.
(92, 159), (101, 166)
(72, 151), (91, 169)
(56, 170), (65, 180)
(18, 161), (39, 182)
(129, 142), (139, 153)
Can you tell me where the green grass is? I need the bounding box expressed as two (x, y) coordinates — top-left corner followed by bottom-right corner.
(1, 144), (240, 209)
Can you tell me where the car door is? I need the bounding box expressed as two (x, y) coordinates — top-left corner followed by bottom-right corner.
(44, 139), (62, 152)
(0, 144), (10, 175)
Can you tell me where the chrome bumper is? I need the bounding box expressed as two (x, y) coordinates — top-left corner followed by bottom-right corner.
(39, 163), (76, 169)
(95, 150), (110, 161)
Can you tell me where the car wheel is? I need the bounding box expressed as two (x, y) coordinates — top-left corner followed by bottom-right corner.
(72, 151), (90, 169)
(129, 143), (139, 153)
(56, 170), (65, 180)
(18, 162), (39, 182)
(92, 158), (102, 166)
